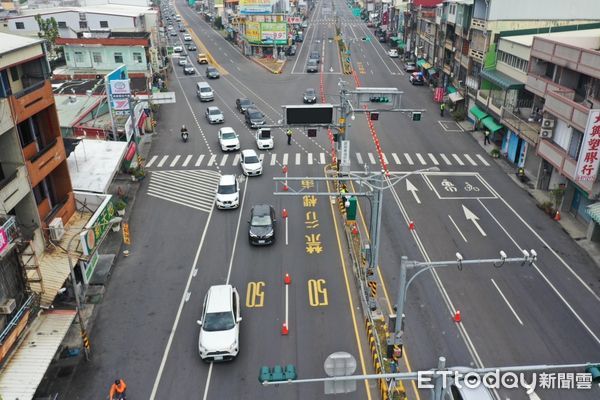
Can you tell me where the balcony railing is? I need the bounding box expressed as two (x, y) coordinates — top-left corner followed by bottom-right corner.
(0, 165), (29, 215)
(0, 295), (33, 364)
(26, 137), (66, 188)
(13, 80), (46, 100)
(501, 108), (541, 145)
(0, 215), (19, 257)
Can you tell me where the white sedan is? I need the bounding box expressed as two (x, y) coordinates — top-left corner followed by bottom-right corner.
(255, 128), (273, 150)
(218, 127), (240, 151)
(388, 49), (399, 58)
(240, 149), (263, 176)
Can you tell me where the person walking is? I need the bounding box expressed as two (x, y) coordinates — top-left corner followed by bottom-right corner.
(286, 129), (292, 145)
(109, 379), (127, 400)
(440, 102), (446, 117)
(484, 129), (491, 145)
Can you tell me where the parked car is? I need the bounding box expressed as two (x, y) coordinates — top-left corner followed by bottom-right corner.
(378, 35), (386, 43)
(170, 30), (178, 36)
(205, 106), (224, 124)
(197, 53), (209, 64)
(196, 284), (241, 361)
(255, 128), (274, 150)
(215, 175), (240, 209)
(303, 88), (317, 103)
(240, 149), (263, 176)
(388, 49), (399, 58)
(248, 204), (276, 245)
(187, 44), (197, 51)
(206, 66), (220, 79)
(409, 72), (425, 85)
(218, 127), (240, 152)
(404, 61), (417, 72)
(286, 45), (297, 56)
(183, 65), (195, 75)
(173, 45), (183, 53)
(244, 107), (266, 129)
(301, 20), (308, 28)
(179, 26), (186, 32)
(306, 59), (318, 73)
(236, 98), (254, 113)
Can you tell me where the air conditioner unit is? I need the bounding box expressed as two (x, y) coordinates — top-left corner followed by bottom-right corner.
(452, 47), (456, 52)
(541, 118), (555, 129)
(540, 129), (553, 139)
(0, 298), (16, 314)
(49, 218), (65, 241)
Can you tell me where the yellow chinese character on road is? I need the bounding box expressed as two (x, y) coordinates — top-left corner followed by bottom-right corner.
(305, 233), (323, 254)
(303, 195), (318, 207)
(305, 211), (319, 229)
(301, 180), (315, 190)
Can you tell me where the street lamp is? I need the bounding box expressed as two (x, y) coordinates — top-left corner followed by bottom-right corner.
(66, 216), (122, 360)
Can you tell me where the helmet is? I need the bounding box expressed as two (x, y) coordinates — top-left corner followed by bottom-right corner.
(115, 379), (121, 385)
(181, 125), (186, 130)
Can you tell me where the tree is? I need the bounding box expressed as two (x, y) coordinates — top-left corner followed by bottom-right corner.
(35, 15), (59, 57)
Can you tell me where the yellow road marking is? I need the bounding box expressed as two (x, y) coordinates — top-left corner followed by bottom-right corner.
(246, 281), (265, 308)
(350, 180), (421, 400)
(308, 278), (329, 306)
(174, 4), (229, 76)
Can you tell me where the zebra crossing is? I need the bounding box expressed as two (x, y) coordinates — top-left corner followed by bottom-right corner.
(144, 151), (491, 170)
(147, 169), (221, 212)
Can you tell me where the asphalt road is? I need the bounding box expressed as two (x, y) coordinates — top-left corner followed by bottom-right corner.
(65, 0), (600, 399)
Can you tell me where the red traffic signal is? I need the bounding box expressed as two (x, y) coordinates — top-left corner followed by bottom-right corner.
(370, 112), (379, 121)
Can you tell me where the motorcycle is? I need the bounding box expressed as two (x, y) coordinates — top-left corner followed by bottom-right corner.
(181, 130), (189, 142)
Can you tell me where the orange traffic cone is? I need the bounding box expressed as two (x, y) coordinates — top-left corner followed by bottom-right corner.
(408, 221), (415, 231)
(554, 211), (561, 221)
(281, 323), (289, 335)
(453, 310), (461, 323)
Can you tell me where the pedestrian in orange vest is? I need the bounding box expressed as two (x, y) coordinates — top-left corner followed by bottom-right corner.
(109, 379), (127, 400)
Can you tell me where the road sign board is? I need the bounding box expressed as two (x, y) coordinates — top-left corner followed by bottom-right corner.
(352, 7), (361, 16)
(167, 46), (174, 55)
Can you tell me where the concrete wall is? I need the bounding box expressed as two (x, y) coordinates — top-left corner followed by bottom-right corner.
(63, 45), (148, 71)
(488, 0), (600, 21)
(85, 13), (137, 31)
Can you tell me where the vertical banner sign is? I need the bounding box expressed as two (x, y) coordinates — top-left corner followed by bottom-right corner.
(245, 21), (261, 43)
(575, 109), (600, 182)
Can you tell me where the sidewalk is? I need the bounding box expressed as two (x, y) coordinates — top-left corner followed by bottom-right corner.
(457, 119), (600, 268)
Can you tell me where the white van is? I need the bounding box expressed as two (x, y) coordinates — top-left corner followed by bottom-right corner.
(196, 81), (214, 102)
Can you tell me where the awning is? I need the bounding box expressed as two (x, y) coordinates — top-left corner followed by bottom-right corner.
(427, 68), (437, 75)
(480, 68), (525, 90)
(137, 112), (148, 129)
(481, 116), (504, 133)
(470, 105), (488, 121)
(587, 203), (600, 224)
(416, 59), (427, 68)
(421, 62), (432, 70)
(0, 310), (76, 399)
(447, 86), (457, 94)
(448, 91), (464, 103)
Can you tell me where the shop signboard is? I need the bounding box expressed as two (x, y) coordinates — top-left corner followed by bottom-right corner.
(575, 109), (600, 182)
(109, 80), (131, 98)
(245, 21), (261, 43)
(0, 228), (8, 255)
(79, 195), (116, 256)
(240, 0), (272, 14)
(83, 251), (100, 284)
(261, 22), (287, 45)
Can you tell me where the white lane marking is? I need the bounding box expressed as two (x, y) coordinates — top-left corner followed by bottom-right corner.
(283, 153), (288, 166)
(259, 154), (264, 162)
(452, 154), (465, 166)
(476, 154), (490, 166)
(202, 363), (214, 400)
(491, 279), (524, 326)
(170, 155), (181, 167)
(220, 154), (229, 166)
(428, 153), (439, 165)
(232, 154), (240, 166)
(320, 152), (326, 164)
(182, 155), (193, 167)
(440, 153), (452, 165)
(464, 154), (477, 166)
(416, 153), (427, 165)
(356, 152), (363, 164)
(295, 153), (301, 165)
(448, 215), (467, 243)
(207, 154), (217, 166)
(404, 153), (414, 165)
(368, 152), (376, 164)
(392, 153), (401, 164)
(195, 154), (205, 167)
(157, 155), (169, 168)
(146, 155), (158, 167)
(308, 153), (313, 165)
(226, 177), (249, 284)
(270, 153), (277, 166)
(381, 153), (388, 164)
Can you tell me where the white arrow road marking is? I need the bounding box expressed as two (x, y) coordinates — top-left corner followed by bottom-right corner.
(462, 204), (487, 237)
(406, 179), (421, 204)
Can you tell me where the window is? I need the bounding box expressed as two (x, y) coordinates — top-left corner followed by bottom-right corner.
(114, 52), (124, 64)
(65, 52), (71, 62)
(15, 22), (24, 30)
(100, 20), (109, 28)
(132, 52), (142, 63)
(9, 67), (19, 82)
(32, 183), (47, 205)
(92, 52), (102, 64)
(568, 129), (584, 160)
(58, 21), (67, 28)
(74, 51), (85, 63)
(79, 21), (88, 29)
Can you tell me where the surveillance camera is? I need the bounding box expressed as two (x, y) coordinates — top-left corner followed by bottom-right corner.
(499, 250), (507, 259)
(522, 249), (530, 258)
(351, 113), (356, 120)
(455, 252), (463, 261)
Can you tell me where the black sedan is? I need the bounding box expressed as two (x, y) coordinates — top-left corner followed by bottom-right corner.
(206, 66), (220, 79)
(248, 204), (276, 245)
(236, 98), (254, 113)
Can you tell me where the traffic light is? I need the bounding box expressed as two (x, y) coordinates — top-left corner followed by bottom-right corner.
(307, 128), (317, 138)
(412, 111), (422, 121)
(346, 196), (357, 220)
(259, 364), (297, 383)
(333, 132), (339, 142)
(369, 96), (390, 103)
(370, 112), (379, 121)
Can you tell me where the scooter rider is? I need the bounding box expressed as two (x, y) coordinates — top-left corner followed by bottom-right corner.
(181, 125), (189, 141)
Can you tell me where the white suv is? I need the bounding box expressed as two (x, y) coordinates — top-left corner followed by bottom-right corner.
(240, 149), (262, 176)
(215, 174), (240, 209)
(183, 34), (192, 41)
(218, 127), (240, 152)
(255, 128), (273, 150)
(197, 284), (241, 362)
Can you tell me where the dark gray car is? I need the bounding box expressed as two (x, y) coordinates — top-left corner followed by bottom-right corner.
(244, 107), (266, 128)
(248, 204), (276, 245)
(306, 59), (318, 73)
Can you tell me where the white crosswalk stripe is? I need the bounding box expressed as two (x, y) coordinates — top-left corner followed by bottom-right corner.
(428, 153), (439, 165)
(452, 154), (465, 166)
(143, 152), (493, 169)
(147, 170), (221, 212)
